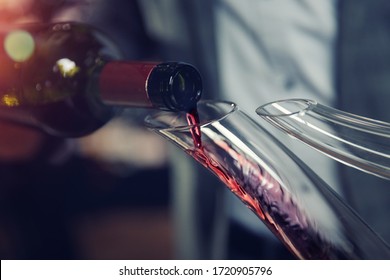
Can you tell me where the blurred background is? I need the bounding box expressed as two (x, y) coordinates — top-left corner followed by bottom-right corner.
(0, 0), (176, 260)
(0, 0), (389, 259)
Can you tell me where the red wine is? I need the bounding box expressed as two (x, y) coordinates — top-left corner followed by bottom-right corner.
(0, 22), (202, 137)
(148, 100), (390, 259)
(186, 107), (202, 148)
(186, 140), (349, 259)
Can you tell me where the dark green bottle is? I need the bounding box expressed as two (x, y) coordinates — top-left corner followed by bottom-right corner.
(0, 22), (202, 137)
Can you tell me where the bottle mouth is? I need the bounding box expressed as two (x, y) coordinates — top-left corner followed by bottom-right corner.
(168, 64), (202, 111)
(144, 100), (237, 131)
(256, 99), (317, 117)
(147, 62), (202, 112)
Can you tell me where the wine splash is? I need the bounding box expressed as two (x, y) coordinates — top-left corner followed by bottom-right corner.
(183, 106), (329, 258)
(186, 137), (346, 259)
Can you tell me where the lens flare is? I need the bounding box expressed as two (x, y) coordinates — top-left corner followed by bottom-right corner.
(56, 58), (80, 78)
(4, 30), (35, 62)
(1, 94), (19, 106)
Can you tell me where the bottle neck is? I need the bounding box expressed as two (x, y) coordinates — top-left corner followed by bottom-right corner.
(98, 61), (203, 112)
(98, 61), (157, 108)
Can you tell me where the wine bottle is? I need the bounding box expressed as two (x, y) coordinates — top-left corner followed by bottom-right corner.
(0, 22), (202, 137)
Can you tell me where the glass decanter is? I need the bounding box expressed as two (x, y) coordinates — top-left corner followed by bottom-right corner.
(145, 100), (390, 259)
